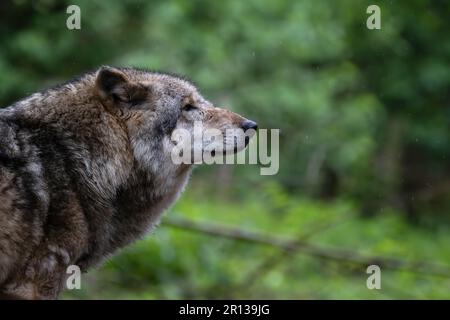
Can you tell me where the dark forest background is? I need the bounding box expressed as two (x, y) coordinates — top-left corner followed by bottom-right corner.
(0, 0), (449, 298)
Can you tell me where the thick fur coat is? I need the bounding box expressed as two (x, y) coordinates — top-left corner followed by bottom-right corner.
(0, 66), (256, 299)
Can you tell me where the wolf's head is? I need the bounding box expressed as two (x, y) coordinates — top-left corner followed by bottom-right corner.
(95, 66), (257, 169)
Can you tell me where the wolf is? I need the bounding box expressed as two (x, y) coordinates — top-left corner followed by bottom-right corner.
(0, 66), (257, 299)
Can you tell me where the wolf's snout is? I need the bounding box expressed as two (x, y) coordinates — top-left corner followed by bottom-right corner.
(241, 120), (258, 132)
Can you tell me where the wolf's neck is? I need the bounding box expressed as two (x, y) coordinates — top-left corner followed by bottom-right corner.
(108, 164), (192, 250)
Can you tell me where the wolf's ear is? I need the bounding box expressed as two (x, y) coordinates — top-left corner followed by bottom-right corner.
(95, 66), (148, 108)
(96, 66), (129, 101)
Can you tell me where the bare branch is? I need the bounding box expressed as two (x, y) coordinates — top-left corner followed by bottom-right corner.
(163, 215), (450, 278)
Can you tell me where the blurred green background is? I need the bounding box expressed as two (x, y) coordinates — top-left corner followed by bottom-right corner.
(1, 0), (449, 299)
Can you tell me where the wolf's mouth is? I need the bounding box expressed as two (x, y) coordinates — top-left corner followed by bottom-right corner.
(205, 133), (254, 157)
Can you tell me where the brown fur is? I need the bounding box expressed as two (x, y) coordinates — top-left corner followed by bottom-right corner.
(0, 66), (256, 299)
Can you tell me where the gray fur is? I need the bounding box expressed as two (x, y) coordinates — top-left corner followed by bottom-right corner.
(0, 66), (255, 299)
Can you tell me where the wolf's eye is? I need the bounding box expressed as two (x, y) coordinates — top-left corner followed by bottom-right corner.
(183, 104), (197, 112)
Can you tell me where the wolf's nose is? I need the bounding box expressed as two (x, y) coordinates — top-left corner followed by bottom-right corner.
(241, 120), (258, 132)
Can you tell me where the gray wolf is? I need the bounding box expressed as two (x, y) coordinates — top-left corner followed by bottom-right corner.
(0, 66), (257, 299)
